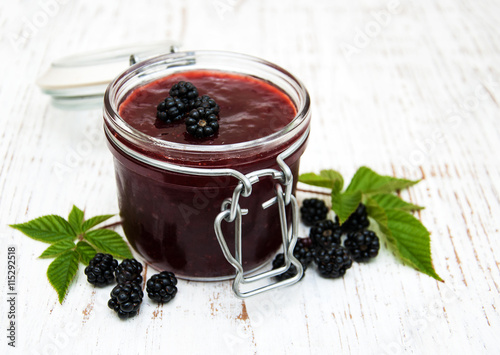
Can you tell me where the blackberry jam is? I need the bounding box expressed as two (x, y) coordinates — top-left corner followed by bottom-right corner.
(103, 51), (311, 280)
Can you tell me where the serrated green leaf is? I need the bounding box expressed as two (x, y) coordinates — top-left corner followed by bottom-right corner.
(81, 214), (114, 232)
(345, 166), (419, 195)
(331, 190), (362, 224)
(364, 197), (393, 242)
(319, 169), (344, 193)
(39, 240), (75, 259)
(10, 215), (75, 244)
(47, 250), (80, 304)
(299, 172), (333, 189)
(385, 209), (443, 282)
(75, 241), (97, 265)
(299, 169), (344, 192)
(68, 206), (84, 234)
(372, 194), (424, 212)
(84, 229), (133, 259)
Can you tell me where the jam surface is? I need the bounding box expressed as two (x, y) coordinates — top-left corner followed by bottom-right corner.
(118, 70), (296, 144)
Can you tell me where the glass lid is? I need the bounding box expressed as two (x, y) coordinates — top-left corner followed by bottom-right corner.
(36, 40), (180, 110)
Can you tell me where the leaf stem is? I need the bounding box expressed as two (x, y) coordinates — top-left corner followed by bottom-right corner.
(98, 221), (123, 230)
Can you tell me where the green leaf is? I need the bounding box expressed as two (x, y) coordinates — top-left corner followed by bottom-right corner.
(10, 215), (75, 244)
(75, 241), (97, 265)
(385, 209), (443, 282)
(331, 190), (362, 224)
(84, 229), (133, 259)
(299, 169), (344, 192)
(68, 206), (84, 234)
(47, 250), (80, 304)
(345, 167), (419, 195)
(81, 214), (114, 232)
(319, 169), (344, 193)
(364, 197), (393, 242)
(39, 240), (75, 259)
(372, 194), (424, 212)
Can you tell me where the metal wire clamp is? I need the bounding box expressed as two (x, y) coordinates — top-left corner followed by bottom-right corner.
(213, 129), (309, 298)
(214, 182), (303, 298)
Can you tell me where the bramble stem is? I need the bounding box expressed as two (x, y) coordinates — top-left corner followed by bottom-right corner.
(98, 221), (123, 230)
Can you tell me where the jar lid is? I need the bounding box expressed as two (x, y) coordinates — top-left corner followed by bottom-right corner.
(36, 40), (180, 110)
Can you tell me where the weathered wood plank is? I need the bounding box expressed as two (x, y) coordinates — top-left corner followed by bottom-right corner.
(1, 0), (499, 354)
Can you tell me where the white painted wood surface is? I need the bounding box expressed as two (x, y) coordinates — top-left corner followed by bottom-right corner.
(1, 0), (499, 354)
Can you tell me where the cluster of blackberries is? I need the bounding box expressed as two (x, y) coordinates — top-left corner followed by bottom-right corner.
(273, 198), (380, 280)
(156, 81), (221, 138)
(84, 254), (178, 319)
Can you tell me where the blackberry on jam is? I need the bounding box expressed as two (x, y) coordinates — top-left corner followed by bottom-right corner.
(185, 108), (219, 138)
(309, 219), (341, 250)
(157, 97), (187, 123)
(300, 198), (329, 226)
(146, 271), (178, 303)
(344, 230), (380, 262)
(272, 253), (300, 281)
(293, 237), (315, 270)
(337, 203), (370, 233)
(108, 281), (143, 319)
(169, 81), (199, 108)
(84, 253), (118, 287)
(115, 259), (143, 285)
(314, 245), (353, 279)
(192, 95), (220, 116)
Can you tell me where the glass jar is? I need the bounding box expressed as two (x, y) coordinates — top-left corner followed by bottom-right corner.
(103, 51), (311, 289)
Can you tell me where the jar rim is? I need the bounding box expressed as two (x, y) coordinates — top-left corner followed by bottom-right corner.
(103, 50), (311, 156)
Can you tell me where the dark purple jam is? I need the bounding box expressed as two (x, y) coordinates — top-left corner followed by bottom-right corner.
(109, 70), (305, 279)
(119, 70), (296, 145)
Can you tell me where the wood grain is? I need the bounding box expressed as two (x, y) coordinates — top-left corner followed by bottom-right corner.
(1, 0), (499, 354)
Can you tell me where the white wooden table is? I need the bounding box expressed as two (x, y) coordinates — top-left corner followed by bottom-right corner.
(1, 0), (499, 354)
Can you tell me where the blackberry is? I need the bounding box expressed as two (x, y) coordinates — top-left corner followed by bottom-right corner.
(84, 253), (118, 287)
(146, 271), (178, 303)
(344, 230), (380, 262)
(300, 198), (329, 226)
(192, 95), (220, 116)
(115, 259), (143, 285)
(337, 203), (370, 233)
(108, 282), (143, 319)
(272, 253), (299, 281)
(293, 237), (315, 270)
(309, 219), (341, 250)
(314, 245), (353, 278)
(169, 81), (199, 107)
(185, 108), (219, 138)
(157, 97), (187, 123)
